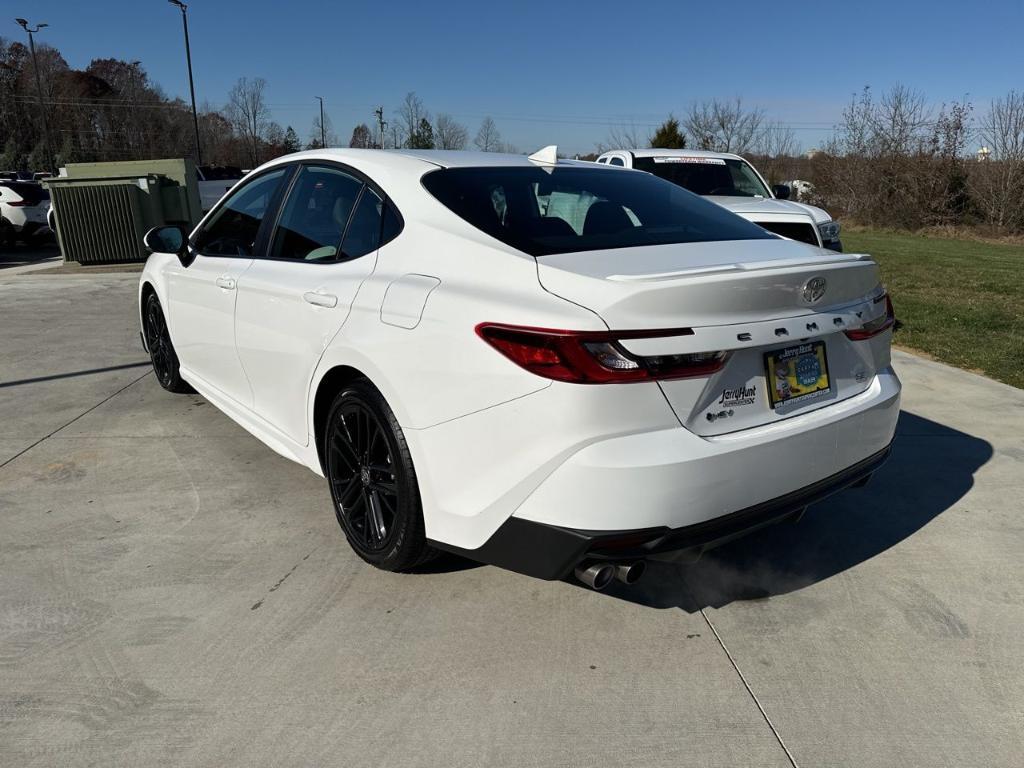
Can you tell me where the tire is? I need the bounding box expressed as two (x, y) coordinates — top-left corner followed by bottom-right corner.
(143, 293), (193, 394)
(325, 378), (435, 571)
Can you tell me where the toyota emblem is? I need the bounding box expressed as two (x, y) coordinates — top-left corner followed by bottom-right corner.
(802, 276), (827, 304)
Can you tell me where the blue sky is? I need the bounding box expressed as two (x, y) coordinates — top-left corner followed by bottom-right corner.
(9, 0), (1024, 154)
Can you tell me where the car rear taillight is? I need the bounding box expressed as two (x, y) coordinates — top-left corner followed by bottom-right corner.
(845, 294), (895, 340)
(5, 200), (27, 207)
(476, 323), (726, 384)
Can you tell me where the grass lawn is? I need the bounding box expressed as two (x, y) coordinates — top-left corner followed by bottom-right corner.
(843, 228), (1024, 389)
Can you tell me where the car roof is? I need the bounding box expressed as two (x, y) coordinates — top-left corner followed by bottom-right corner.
(606, 148), (746, 162)
(260, 148), (593, 173)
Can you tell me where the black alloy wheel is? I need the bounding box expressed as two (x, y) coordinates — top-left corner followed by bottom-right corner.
(326, 380), (433, 571)
(144, 293), (192, 393)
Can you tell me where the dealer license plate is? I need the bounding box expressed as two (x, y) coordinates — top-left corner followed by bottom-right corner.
(764, 341), (831, 409)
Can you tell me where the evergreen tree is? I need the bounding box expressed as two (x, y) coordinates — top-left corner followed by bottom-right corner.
(282, 126), (301, 153)
(650, 115), (686, 149)
(409, 118), (435, 149)
(349, 123), (373, 148)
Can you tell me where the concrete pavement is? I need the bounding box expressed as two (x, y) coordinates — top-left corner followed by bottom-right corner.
(1, 272), (1021, 767)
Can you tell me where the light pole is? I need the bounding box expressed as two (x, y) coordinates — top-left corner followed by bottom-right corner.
(374, 106), (386, 150)
(14, 18), (53, 173)
(167, 1), (202, 165)
(315, 97), (326, 147)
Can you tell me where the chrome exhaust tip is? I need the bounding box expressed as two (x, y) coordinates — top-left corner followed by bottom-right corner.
(614, 560), (647, 585)
(574, 562), (616, 591)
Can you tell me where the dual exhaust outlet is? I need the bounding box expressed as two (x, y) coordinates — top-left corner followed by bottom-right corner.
(573, 560), (646, 590)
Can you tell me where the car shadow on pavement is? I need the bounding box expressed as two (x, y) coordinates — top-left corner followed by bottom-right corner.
(0, 242), (60, 269)
(600, 410), (993, 612)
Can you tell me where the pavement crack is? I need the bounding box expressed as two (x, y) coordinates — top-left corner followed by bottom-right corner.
(0, 370), (153, 470)
(700, 608), (799, 768)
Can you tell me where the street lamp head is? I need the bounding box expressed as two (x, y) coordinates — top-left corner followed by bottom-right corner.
(37, 23), (49, 29)
(15, 18), (28, 29)
(168, 0), (187, 9)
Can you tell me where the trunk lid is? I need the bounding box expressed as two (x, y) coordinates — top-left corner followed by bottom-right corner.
(536, 239), (888, 435)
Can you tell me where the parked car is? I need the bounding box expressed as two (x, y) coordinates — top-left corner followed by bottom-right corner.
(596, 149), (843, 251)
(0, 180), (51, 246)
(139, 148), (898, 590)
(0, 171), (19, 182)
(196, 165), (245, 212)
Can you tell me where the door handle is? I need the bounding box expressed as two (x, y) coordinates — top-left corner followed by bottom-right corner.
(304, 291), (338, 308)
(216, 276), (236, 290)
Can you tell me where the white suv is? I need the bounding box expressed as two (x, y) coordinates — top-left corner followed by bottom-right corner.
(0, 181), (52, 246)
(596, 149), (842, 251)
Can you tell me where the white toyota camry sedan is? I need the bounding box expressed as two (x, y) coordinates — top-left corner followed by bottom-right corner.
(139, 148), (900, 590)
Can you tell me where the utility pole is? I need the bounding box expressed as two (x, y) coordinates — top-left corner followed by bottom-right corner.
(373, 106), (386, 150)
(315, 97), (326, 147)
(14, 19), (53, 173)
(167, 1), (202, 165)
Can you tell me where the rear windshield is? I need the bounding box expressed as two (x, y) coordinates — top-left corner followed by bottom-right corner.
(633, 156), (770, 198)
(1, 182), (48, 204)
(421, 166), (773, 257)
(198, 165), (244, 181)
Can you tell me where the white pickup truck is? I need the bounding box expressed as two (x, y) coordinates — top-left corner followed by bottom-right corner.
(595, 149), (842, 251)
(196, 166), (246, 212)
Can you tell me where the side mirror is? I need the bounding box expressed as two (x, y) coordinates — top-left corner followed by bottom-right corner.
(143, 225), (189, 264)
(772, 184), (791, 200)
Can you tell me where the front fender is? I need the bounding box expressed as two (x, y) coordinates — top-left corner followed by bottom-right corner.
(138, 253), (176, 351)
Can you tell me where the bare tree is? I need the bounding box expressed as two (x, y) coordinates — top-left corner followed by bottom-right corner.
(435, 113), (468, 150)
(600, 122), (648, 151)
(398, 91), (429, 149)
(751, 122), (798, 183)
(474, 116), (502, 152)
(971, 91), (1024, 229)
(872, 84), (931, 156)
(684, 97), (764, 153)
(226, 76), (270, 166)
(812, 85), (972, 229)
(308, 111), (338, 149)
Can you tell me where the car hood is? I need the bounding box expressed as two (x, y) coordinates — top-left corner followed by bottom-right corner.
(707, 196), (833, 224)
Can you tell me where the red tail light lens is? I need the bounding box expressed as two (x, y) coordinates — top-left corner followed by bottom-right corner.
(845, 294), (895, 340)
(476, 323), (726, 384)
(5, 200), (28, 207)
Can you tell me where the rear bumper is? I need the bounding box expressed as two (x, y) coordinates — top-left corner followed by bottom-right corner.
(15, 221), (44, 239)
(430, 367), (899, 579)
(434, 443), (891, 580)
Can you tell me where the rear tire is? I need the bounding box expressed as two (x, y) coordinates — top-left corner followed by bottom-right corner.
(325, 379), (435, 572)
(144, 293), (193, 394)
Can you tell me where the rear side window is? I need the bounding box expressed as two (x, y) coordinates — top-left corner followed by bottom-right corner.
(340, 187), (383, 260)
(1, 182), (48, 204)
(269, 165), (363, 262)
(380, 199), (402, 246)
(421, 166), (773, 257)
(608, 157), (625, 167)
(194, 168), (288, 256)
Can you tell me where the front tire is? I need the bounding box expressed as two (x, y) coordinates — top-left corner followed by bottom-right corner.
(144, 293), (192, 393)
(325, 379), (434, 571)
